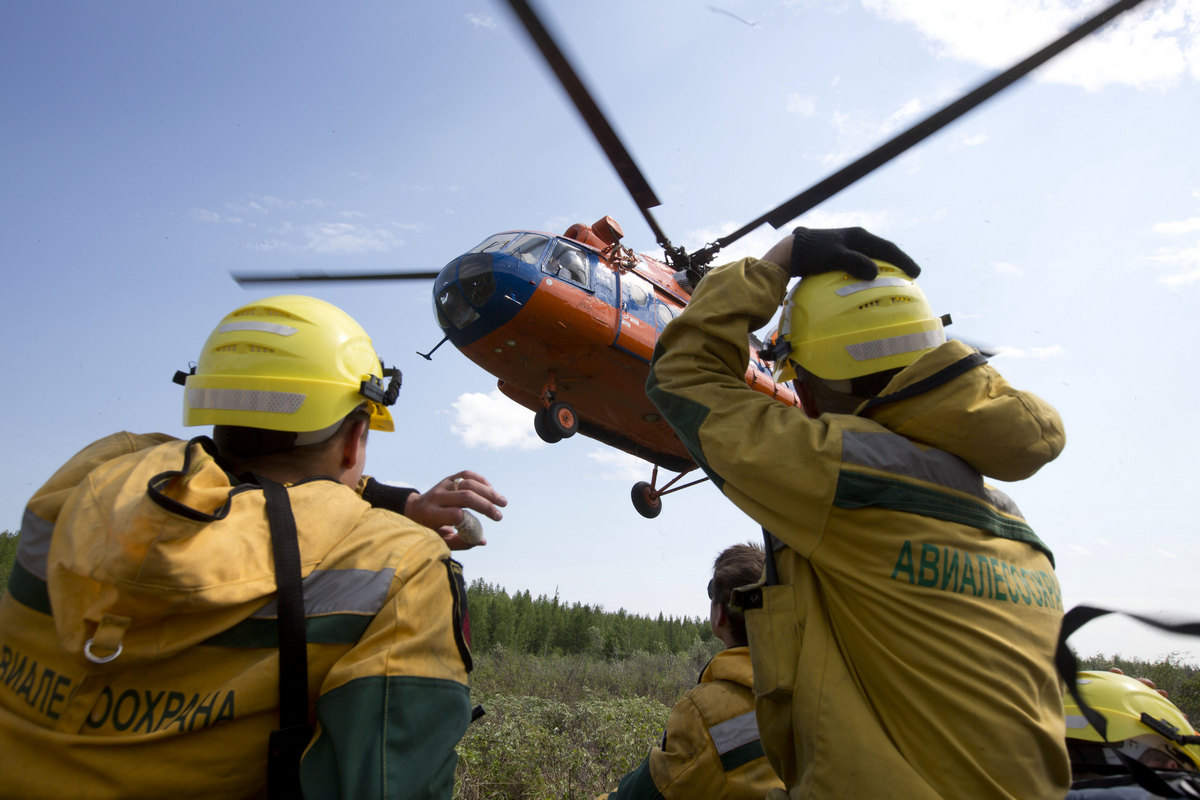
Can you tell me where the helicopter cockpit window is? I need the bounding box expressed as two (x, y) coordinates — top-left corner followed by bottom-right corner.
(470, 233), (522, 255)
(510, 234), (550, 265)
(543, 240), (591, 288)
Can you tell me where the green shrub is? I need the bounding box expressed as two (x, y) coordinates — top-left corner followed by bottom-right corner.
(456, 693), (668, 800)
(455, 644), (723, 799)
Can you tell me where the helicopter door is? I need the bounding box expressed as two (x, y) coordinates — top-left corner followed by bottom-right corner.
(613, 271), (657, 362)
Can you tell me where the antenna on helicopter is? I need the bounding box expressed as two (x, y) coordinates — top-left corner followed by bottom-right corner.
(417, 335), (452, 361)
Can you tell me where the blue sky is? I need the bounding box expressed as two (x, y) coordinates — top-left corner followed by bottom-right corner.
(2, 0), (1198, 662)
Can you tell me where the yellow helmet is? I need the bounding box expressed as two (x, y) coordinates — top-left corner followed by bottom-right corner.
(1065, 670), (1200, 773)
(179, 295), (398, 434)
(773, 261), (945, 382)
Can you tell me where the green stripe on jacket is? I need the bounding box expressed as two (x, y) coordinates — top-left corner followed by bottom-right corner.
(6, 560), (51, 615)
(835, 471), (1054, 563)
(301, 674), (470, 800)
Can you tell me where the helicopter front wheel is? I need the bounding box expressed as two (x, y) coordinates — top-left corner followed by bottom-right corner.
(631, 481), (663, 519)
(533, 407), (564, 443)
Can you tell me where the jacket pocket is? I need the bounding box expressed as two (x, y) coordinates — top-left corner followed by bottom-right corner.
(744, 582), (799, 701)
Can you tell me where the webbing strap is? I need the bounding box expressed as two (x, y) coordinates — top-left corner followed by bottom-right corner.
(257, 474), (312, 800)
(859, 351), (988, 414)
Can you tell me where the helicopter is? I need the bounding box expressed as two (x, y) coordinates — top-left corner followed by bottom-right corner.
(235, 0), (1150, 518)
(238, 211), (801, 519)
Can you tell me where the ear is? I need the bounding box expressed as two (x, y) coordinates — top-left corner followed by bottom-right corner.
(340, 418), (369, 469)
(713, 601), (731, 631)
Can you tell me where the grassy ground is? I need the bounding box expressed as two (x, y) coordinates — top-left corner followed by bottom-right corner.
(455, 642), (721, 799)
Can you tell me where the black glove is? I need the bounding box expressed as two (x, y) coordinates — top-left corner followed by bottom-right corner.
(790, 226), (921, 280)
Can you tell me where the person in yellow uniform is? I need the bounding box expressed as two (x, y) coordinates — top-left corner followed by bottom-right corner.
(0, 295), (505, 799)
(598, 543), (783, 800)
(646, 227), (1070, 799)
(1065, 670), (1200, 798)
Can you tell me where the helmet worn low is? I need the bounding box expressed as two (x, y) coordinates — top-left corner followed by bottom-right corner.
(774, 261), (945, 382)
(1065, 670), (1200, 774)
(180, 295), (398, 434)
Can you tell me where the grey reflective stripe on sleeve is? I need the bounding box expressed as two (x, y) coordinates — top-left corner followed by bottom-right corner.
(841, 430), (1025, 519)
(187, 387), (305, 414)
(218, 321), (297, 336)
(16, 508), (54, 580)
(252, 567), (395, 618)
(845, 328), (945, 363)
(708, 710), (760, 755)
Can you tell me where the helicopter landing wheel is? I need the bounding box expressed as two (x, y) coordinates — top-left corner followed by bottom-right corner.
(631, 481), (662, 519)
(546, 401), (578, 439)
(534, 408), (564, 444)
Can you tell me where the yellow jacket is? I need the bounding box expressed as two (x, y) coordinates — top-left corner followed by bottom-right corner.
(0, 433), (472, 799)
(599, 646), (783, 800)
(646, 258), (1071, 799)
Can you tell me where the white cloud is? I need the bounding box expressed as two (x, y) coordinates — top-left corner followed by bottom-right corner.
(1154, 247), (1200, 286)
(191, 193), (418, 255)
(993, 261), (1025, 277)
(226, 194), (328, 216)
(786, 92), (817, 117)
(586, 449), (649, 481)
(798, 208), (899, 231)
(880, 97), (928, 135)
(466, 13), (496, 29)
(250, 221), (402, 255)
(819, 89), (955, 168)
(862, 0), (1199, 91)
(685, 209), (899, 263)
(450, 390), (543, 450)
(991, 344), (1067, 359)
(188, 208), (228, 223)
(1154, 216), (1200, 235)
(959, 131), (989, 147)
(1147, 200), (1200, 285)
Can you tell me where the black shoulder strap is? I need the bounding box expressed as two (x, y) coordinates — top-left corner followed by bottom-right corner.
(859, 351), (988, 414)
(256, 474), (313, 800)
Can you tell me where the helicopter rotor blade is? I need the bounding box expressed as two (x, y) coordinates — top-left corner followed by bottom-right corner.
(711, 0), (1150, 246)
(232, 270), (441, 286)
(503, 0), (677, 256)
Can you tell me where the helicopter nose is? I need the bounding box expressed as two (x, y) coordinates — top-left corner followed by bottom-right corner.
(434, 252), (497, 331)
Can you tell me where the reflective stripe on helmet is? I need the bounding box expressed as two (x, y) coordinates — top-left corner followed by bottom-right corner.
(845, 327), (945, 363)
(217, 321), (298, 336)
(187, 387), (305, 415)
(834, 276), (910, 296)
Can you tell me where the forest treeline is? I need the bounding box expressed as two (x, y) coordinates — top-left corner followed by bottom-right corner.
(466, 578), (713, 658)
